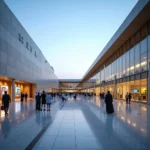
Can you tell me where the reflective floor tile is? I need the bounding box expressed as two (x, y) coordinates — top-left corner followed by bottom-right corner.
(76, 148), (103, 150)
(76, 137), (100, 149)
(75, 130), (93, 136)
(53, 136), (76, 149)
(58, 128), (75, 135)
(48, 124), (61, 129)
(33, 147), (50, 150)
(44, 128), (60, 135)
(52, 149), (76, 150)
(61, 123), (75, 127)
(34, 135), (56, 149)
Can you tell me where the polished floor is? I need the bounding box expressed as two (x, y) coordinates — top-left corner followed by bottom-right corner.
(0, 96), (150, 150)
(0, 97), (63, 150)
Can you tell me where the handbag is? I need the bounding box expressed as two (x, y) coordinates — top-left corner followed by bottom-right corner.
(1, 105), (4, 110)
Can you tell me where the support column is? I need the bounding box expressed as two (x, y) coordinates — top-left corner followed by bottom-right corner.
(148, 62), (150, 104)
(114, 75), (117, 99)
(11, 79), (15, 102)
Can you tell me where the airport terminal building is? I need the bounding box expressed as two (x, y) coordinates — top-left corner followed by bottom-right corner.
(81, 0), (150, 104)
(0, 0), (59, 101)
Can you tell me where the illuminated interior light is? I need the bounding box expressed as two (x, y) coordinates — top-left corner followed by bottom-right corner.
(135, 64), (140, 68)
(140, 128), (145, 132)
(1, 111), (5, 118)
(127, 120), (131, 124)
(142, 106), (147, 111)
(132, 123), (136, 127)
(130, 66), (134, 70)
(141, 61), (147, 66)
(121, 117), (125, 121)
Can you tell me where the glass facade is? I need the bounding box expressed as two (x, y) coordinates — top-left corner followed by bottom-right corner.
(130, 48), (135, 75)
(83, 34), (149, 103)
(135, 44), (140, 73)
(148, 35), (150, 64)
(116, 79), (147, 102)
(141, 38), (147, 72)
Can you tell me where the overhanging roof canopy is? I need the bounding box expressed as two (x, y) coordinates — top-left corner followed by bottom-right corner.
(81, 0), (150, 82)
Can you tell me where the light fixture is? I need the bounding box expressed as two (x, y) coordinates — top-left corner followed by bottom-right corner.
(141, 61), (147, 66)
(130, 66), (134, 70)
(135, 64), (140, 68)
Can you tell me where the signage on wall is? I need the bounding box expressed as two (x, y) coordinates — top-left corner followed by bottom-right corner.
(18, 33), (37, 58)
(15, 87), (21, 96)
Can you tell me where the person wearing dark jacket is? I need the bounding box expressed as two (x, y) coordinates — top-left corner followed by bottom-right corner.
(2, 91), (11, 115)
(128, 93), (132, 104)
(25, 93), (28, 101)
(21, 93), (24, 102)
(41, 91), (46, 111)
(36, 93), (41, 111)
(105, 91), (114, 114)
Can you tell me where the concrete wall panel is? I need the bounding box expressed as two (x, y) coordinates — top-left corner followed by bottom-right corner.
(0, 0), (59, 90)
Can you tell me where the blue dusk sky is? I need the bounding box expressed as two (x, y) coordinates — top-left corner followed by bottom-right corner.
(4, 0), (138, 79)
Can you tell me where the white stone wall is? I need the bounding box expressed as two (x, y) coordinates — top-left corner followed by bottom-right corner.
(0, 0), (59, 90)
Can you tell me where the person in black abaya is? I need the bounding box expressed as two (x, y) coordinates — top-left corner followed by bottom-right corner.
(105, 91), (114, 114)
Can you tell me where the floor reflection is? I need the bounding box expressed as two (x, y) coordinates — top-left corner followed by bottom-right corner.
(1, 117), (11, 139)
(0, 95), (150, 149)
(87, 95), (150, 149)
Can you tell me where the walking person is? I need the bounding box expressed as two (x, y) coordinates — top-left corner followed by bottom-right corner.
(129, 93), (132, 104)
(46, 93), (52, 111)
(125, 92), (129, 104)
(25, 93), (28, 101)
(105, 91), (114, 114)
(41, 91), (46, 111)
(74, 94), (76, 99)
(21, 93), (24, 102)
(35, 93), (41, 111)
(2, 91), (11, 115)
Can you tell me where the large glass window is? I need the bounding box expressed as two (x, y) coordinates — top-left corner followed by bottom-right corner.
(105, 66), (108, 81)
(117, 84), (123, 99)
(129, 81), (134, 100)
(116, 58), (119, 79)
(101, 69), (104, 81)
(117, 58), (121, 78)
(105, 85), (114, 96)
(111, 62), (114, 79)
(148, 35), (150, 68)
(134, 80), (140, 101)
(115, 79), (147, 103)
(141, 38), (147, 72)
(126, 51), (130, 76)
(140, 79), (147, 102)
(108, 64), (112, 81)
(112, 61), (116, 79)
(117, 82), (128, 100)
(96, 72), (100, 85)
(129, 48), (135, 75)
(134, 43), (140, 73)
(122, 54), (126, 77)
(106, 65), (110, 81)
(114, 60), (117, 77)
(120, 56), (123, 78)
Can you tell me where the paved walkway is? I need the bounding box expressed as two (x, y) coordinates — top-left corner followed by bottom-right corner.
(0, 97), (63, 150)
(33, 96), (150, 150)
(33, 99), (101, 150)
(0, 95), (150, 150)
